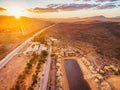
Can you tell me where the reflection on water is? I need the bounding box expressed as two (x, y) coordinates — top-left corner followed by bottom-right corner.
(64, 59), (91, 90)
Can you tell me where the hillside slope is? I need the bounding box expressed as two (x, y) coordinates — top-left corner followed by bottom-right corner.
(46, 20), (120, 68)
(0, 16), (52, 60)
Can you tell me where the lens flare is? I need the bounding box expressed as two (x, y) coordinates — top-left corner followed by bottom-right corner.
(7, 8), (24, 18)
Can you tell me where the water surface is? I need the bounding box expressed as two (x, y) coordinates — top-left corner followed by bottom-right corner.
(64, 59), (91, 90)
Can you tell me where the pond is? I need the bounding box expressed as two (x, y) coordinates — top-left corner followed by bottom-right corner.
(64, 59), (91, 90)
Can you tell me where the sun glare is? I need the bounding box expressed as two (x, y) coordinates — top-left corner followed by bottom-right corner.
(7, 8), (24, 18)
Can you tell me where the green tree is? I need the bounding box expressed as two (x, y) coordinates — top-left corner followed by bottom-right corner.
(28, 86), (34, 90)
(32, 74), (37, 85)
(41, 50), (48, 57)
(26, 63), (32, 69)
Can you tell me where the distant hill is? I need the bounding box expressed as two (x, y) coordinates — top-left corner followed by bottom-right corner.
(0, 15), (52, 60)
(82, 15), (120, 21)
(0, 15), (52, 34)
(46, 20), (120, 61)
(48, 15), (120, 22)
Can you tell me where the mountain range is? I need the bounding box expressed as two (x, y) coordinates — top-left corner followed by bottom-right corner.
(71, 15), (120, 21)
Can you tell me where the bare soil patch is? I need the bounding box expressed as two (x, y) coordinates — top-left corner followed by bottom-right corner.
(0, 55), (29, 90)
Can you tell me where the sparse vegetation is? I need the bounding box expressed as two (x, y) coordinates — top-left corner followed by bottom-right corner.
(46, 21), (120, 69)
(1, 18), (120, 90)
(115, 70), (120, 75)
(12, 46), (48, 89)
(32, 33), (47, 44)
(41, 50), (48, 57)
(32, 74), (38, 85)
(28, 86), (34, 90)
(18, 74), (25, 81)
(0, 16), (51, 60)
(26, 62), (32, 70)
(11, 50), (38, 89)
(115, 48), (120, 59)
(27, 49), (48, 89)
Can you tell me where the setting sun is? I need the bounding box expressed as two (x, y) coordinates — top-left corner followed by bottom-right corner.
(7, 8), (24, 18)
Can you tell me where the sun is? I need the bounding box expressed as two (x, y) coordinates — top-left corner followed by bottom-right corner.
(7, 8), (24, 18)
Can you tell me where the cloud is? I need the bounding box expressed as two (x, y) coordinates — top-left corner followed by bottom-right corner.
(47, 4), (62, 8)
(83, 0), (91, 1)
(28, 4), (99, 13)
(47, 4), (99, 11)
(97, 3), (117, 9)
(27, 7), (57, 13)
(73, 0), (91, 1)
(75, 0), (119, 2)
(95, 0), (118, 2)
(28, 3), (119, 13)
(0, 7), (6, 11)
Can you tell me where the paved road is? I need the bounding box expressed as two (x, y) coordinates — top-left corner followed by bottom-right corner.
(40, 46), (52, 90)
(0, 23), (58, 70)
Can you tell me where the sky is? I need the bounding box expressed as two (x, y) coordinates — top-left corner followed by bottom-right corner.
(0, 0), (120, 18)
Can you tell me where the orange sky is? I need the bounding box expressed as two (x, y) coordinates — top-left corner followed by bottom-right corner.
(0, 0), (120, 18)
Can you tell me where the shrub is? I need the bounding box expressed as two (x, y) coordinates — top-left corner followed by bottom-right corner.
(10, 87), (15, 90)
(26, 63), (32, 69)
(32, 36), (46, 44)
(115, 48), (120, 59)
(18, 74), (25, 81)
(35, 69), (39, 75)
(28, 86), (34, 90)
(114, 70), (120, 75)
(36, 64), (41, 70)
(32, 51), (36, 57)
(41, 50), (48, 57)
(51, 53), (55, 57)
(32, 74), (38, 85)
(15, 83), (19, 90)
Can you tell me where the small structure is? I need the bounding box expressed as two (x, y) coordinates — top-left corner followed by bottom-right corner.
(49, 37), (57, 41)
(23, 42), (47, 55)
